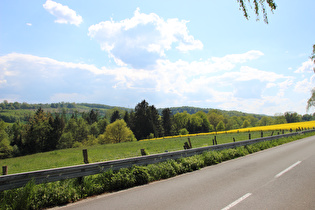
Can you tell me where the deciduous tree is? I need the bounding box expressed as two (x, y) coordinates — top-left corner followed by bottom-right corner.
(99, 119), (136, 144)
(0, 120), (13, 158)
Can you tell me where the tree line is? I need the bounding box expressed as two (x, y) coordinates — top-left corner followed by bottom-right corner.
(0, 100), (314, 159)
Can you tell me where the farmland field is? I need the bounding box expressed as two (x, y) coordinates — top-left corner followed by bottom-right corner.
(1, 121), (315, 175)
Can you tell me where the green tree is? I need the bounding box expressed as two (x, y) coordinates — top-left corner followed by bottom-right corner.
(123, 111), (130, 127)
(187, 114), (203, 133)
(302, 114), (313, 121)
(57, 132), (74, 149)
(207, 110), (224, 130)
(99, 119), (136, 144)
(0, 120), (13, 158)
(90, 122), (100, 136)
(284, 112), (301, 123)
(46, 113), (65, 151)
(242, 120), (250, 128)
(24, 108), (52, 154)
(274, 114), (287, 124)
(9, 120), (25, 153)
(64, 118), (89, 143)
(216, 120), (226, 131)
(133, 100), (161, 140)
(162, 108), (173, 136)
(173, 111), (190, 134)
(195, 111), (212, 132)
(110, 110), (121, 123)
(83, 109), (99, 125)
(97, 117), (108, 134)
(149, 105), (163, 138)
(258, 116), (274, 126)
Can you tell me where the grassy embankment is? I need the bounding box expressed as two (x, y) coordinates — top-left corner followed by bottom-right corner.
(1, 130), (315, 210)
(2, 120), (314, 174)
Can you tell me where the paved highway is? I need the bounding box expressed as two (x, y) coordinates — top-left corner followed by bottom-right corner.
(55, 135), (315, 210)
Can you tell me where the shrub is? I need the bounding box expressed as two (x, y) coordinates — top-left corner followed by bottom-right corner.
(98, 169), (114, 192)
(147, 162), (176, 180)
(131, 166), (150, 186)
(180, 155), (204, 172)
(110, 168), (135, 190)
(179, 128), (189, 135)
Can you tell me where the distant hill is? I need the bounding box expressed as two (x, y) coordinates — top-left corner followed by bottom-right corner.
(158, 106), (266, 119)
(0, 101), (267, 123)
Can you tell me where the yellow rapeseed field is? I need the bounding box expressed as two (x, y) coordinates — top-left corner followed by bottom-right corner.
(141, 121), (315, 141)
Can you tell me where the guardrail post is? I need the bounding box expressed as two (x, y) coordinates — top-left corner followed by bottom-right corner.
(2, 166), (7, 175)
(83, 149), (89, 164)
(214, 136), (217, 145)
(249, 133), (251, 140)
(261, 131), (263, 138)
(141, 149), (147, 156)
(188, 138), (192, 148)
(233, 137), (235, 142)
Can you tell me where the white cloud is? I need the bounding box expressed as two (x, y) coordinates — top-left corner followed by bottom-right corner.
(26, 23), (32, 26)
(294, 59), (314, 73)
(211, 50), (264, 65)
(43, 0), (83, 26)
(294, 75), (315, 93)
(88, 8), (203, 68)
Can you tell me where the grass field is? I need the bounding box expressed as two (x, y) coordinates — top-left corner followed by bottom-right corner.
(0, 129), (294, 175)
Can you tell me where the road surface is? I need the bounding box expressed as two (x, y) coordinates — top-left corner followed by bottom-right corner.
(54, 135), (315, 210)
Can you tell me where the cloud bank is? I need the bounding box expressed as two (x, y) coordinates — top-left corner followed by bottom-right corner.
(1, 51), (310, 115)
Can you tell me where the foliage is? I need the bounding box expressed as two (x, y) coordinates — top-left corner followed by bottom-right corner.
(99, 119), (136, 144)
(216, 120), (225, 131)
(133, 100), (163, 139)
(242, 120), (250, 128)
(162, 108), (173, 136)
(179, 128), (189, 135)
(110, 110), (121, 123)
(237, 0), (277, 24)
(0, 120), (13, 158)
(284, 112), (302, 123)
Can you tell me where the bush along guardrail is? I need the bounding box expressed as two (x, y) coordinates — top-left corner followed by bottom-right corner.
(1, 130), (315, 209)
(1, 129), (314, 192)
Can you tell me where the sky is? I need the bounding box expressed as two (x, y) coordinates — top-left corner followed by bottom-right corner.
(0, 0), (314, 116)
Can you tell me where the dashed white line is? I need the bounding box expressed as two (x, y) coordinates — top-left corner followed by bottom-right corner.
(221, 193), (252, 210)
(275, 161), (302, 178)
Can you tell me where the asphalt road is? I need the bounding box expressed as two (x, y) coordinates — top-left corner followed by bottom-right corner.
(55, 135), (315, 210)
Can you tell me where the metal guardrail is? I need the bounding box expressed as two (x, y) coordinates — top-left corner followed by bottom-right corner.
(0, 130), (313, 191)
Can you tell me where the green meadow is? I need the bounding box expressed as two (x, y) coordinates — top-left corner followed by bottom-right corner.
(1, 130), (283, 174)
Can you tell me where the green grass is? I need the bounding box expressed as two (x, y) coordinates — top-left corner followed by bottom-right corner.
(0, 130), (287, 174)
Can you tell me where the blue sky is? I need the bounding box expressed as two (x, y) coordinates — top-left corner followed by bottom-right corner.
(1, 0), (314, 115)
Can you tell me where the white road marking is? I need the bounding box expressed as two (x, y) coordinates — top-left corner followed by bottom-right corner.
(275, 161), (302, 178)
(221, 193), (252, 210)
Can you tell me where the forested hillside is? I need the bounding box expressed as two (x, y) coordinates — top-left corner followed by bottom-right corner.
(0, 100), (313, 159)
